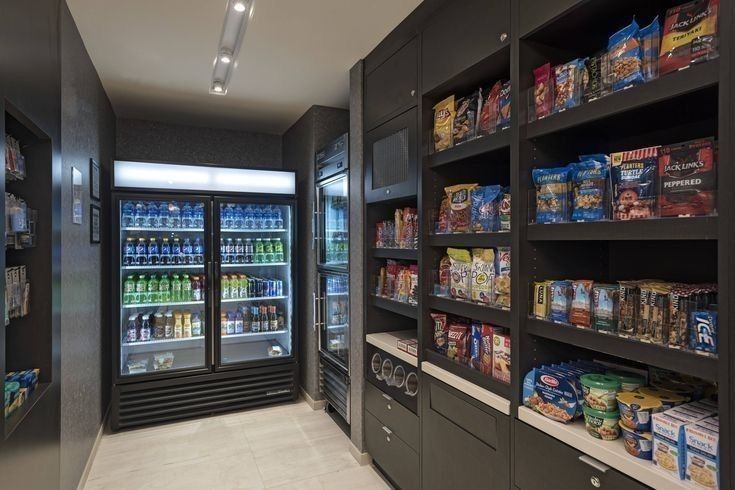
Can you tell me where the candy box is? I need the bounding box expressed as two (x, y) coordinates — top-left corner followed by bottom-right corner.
(685, 418), (719, 489)
(652, 409), (706, 479)
(690, 310), (717, 354)
(492, 331), (511, 384)
(532, 281), (551, 319)
(522, 367), (578, 423)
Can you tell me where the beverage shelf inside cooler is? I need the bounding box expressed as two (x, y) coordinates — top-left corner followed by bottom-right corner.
(327, 323), (348, 330)
(122, 347), (206, 376)
(221, 296), (288, 304)
(122, 264), (204, 271)
(221, 262), (288, 268)
(220, 339), (290, 364)
(221, 228), (288, 233)
(122, 336), (205, 347)
(121, 227), (204, 232)
(123, 300), (205, 309)
(326, 292), (348, 297)
(221, 329), (289, 341)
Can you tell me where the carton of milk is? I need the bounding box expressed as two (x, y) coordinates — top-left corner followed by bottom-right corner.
(652, 409), (706, 480)
(685, 417), (719, 489)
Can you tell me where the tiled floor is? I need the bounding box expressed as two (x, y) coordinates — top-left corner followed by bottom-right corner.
(84, 400), (390, 490)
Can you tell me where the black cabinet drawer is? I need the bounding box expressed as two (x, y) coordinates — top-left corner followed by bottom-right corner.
(519, 0), (581, 37)
(365, 410), (419, 490)
(515, 421), (650, 490)
(365, 382), (419, 450)
(365, 37), (418, 131)
(421, 0), (510, 94)
(421, 376), (510, 489)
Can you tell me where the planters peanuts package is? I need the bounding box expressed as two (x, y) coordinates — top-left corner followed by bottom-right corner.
(608, 19), (644, 92)
(470, 185), (503, 232)
(533, 166), (571, 223)
(571, 159), (609, 222)
(523, 367), (578, 423)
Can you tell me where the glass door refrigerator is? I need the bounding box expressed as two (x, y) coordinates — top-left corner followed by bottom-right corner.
(315, 133), (350, 424)
(111, 161), (297, 430)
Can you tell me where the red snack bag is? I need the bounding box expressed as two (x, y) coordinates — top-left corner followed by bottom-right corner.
(479, 81), (501, 135)
(448, 323), (470, 362)
(658, 138), (716, 217)
(481, 324), (494, 376)
(533, 63), (553, 119)
(659, 0), (719, 76)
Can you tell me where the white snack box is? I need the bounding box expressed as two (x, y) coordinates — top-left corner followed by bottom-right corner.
(685, 418), (719, 489)
(652, 410), (703, 480)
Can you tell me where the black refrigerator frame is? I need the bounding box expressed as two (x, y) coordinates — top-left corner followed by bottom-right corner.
(109, 163), (299, 430)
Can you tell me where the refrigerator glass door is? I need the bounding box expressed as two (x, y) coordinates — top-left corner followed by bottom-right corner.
(119, 197), (209, 377)
(216, 200), (293, 365)
(318, 175), (348, 269)
(319, 272), (349, 368)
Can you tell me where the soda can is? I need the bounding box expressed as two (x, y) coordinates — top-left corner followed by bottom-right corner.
(256, 278), (264, 298)
(247, 277), (255, 298)
(277, 280), (283, 297)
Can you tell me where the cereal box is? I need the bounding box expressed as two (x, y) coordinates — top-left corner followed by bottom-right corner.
(685, 418), (719, 489)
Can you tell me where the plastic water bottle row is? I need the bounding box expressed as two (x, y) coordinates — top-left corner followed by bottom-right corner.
(221, 204), (284, 230)
(122, 201), (205, 229)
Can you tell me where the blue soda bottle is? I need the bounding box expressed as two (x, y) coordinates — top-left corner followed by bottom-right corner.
(244, 205), (254, 229)
(223, 205), (234, 229)
(273, 207), (284, 229)
(147, 202), (160, 228)
(181, 203), (193, 229)
(233, 205), (244, 229)
(263, 206), (273, 229)
(160, 238), (171, 265)
(193, 237), (204, 264)
(135, 238), (148, 265)
(170, 202), (181, 228)
(123, 237), (136, 266)
(172, 237), (182, 264)
(253, 206), (263, 229)
(194, 203), (204, 228)
(134, 202), (146, 227)
(148, 238), (159, 265)
(182, 238), (193, 265)
(122, 202), (135, 228)
(159, 202), (170, 228)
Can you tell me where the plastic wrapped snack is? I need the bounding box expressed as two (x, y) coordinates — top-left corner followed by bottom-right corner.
(571, 159), (609, 222)
(448, 248), (471, 300)
(612, 146), (660, 220)
(470, 248), (495, 305)
(660, 0), (719, 76)
(453, 90), (481, 145)
(470, 185), (502, 232)
(554, 59), (584, 112)
(608, 19), (644, 92)
(433, 95), (456, 152)
(533, 63), (553, 119)
(445, 183), (478, 233)
(640, 16), (660, 82)
(533, 166), (572, 223)
(494, 247), (511, 308)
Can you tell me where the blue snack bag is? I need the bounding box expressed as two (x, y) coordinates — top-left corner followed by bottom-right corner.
(471, 185), (502, 232)
(640, 16), (660, 82)
(609, 19), (644, 91)
(532, 167), (571, 223)
(571, 160), (609, 222)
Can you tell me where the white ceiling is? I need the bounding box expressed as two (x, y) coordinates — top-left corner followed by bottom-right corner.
(66, 0), (422, 135)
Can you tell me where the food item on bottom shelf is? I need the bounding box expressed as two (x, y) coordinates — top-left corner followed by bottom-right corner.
(494, 247), (511, 308)
(470, 185), (503, 233)
(653, 404), (717, 480)
(608, 19), (644, 92)
(453, 91), (480, 145)
(478, 81), (501, 135)
(570, 159), (609, 222)
(533, 63), (553, 119)
(492, 330), (511, 383)
(522, 367), (579, 423)
(621, 425), (654, 460)
(580, 373), (620, 412)
(583, 405), (621, 441)
(549, 280), (572, 323)
(685, 417), (719, 489)
(592, 284), (619, 332)
(499, 193), (511, 231)
(660, 0), (720, 76)
(126, 358), (148, 375)
(611, 146), (660, 220)
(658, 138), (717, 217)
(497, 81), (512, 129)
(433, 95), (456, 152)
(607, 369), (646, 393)
(640, 16), (660, 82)
(532, 166), (571, 223)
(447, 323), (470, 362)
(570, 280), (594, 328)
(617, 392), (662, 431)
(553, 59), (584, 112)
(448, 248), (471, 300)
(480, 324), (494, 376)
(638, 386), (686, 410)
(431, 312), (448, 354)
(152, 352), (175, 371)
(470, 248), (495, 305)
(445, 183), (477, 233)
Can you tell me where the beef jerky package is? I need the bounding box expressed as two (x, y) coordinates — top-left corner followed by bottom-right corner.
(660, 0), (719, 76)
(533, 63), (553, 119)
(583, 51), (610, 102)
(453, 90), (480, 145)
(658, 138), (716, 217)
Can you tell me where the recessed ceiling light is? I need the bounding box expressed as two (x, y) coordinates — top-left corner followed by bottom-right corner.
(209, 0), (254, 95)
(212, 81), (224, 93)
(233, 1), (246, 12)
(219, 50), (233, 64)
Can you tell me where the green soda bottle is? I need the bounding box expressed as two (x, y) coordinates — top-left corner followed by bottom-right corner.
(135, 275), (147, 304)
(171, 274), (182, 302)
(254, 238), (264, 264)
(123, 275), (136, 304)
(159, 274), (171, 303)
(273, 238), (284, 263)
(147, 274), (159, 304)
(181, 274), (192, 301)
(263, 238), (274, 263)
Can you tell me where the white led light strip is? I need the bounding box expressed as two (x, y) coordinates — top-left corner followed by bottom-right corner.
(114, 161), (295, 195)
(210, 0), (255, 95)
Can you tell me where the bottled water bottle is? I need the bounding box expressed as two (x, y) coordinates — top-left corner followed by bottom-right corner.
(273, 207), (284, 229)
(223, 205), (234, 229)
(194, 203), (205, 228)
(233, 205), (244, 229)
(134, 201), (146, 227)
(244, 205), (254, 230)
(147, 202), (160, 228)
(159, 202), (170, 228)
(121, 202), (135, 228)
(253, 206), (263, 229)
(263, 206), (273, 229)
(181, 203), (193, 228)
(193, 238), (204, 264)
(170, 202), (181, 228)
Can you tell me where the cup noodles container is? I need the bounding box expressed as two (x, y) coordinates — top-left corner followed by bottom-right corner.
(685, 418), (719, 489)
(492, 331), (511, 384)
(652, 408), (710, 479)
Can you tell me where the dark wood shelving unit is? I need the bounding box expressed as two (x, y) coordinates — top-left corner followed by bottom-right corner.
(4, 382), (51, 437)
(526, 216), (718, 241)
(423, 349), (511, 399)
(370, 295), (418, 320)
(428, 231), (511, 247)
(427, 129), (510, 169)
(427, 295), (511, 328)
(372, 248), (419, 260)
(526, 318), (718, 382)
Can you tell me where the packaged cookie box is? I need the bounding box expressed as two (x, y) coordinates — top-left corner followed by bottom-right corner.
(685, 417), (719, 489)
(492, 331), (511, 384)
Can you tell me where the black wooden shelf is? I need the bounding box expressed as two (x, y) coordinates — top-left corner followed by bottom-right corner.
(526, 216), (718, 241)
(4, 382), (51, 438)
(526, 318), (718, 381)
(424, 349), (511, 399)
(372, 248), (418, 260)
(427, 295), (511, 328)
(370, 295), (418, 319)
(428, 231), (511, 247)
(523, 60), (719, 140)
(427, 130), (510, 169)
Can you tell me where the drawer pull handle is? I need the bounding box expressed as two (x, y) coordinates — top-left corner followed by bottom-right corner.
(387, 403), (392, 410)
(579, 455), (609, 474)
(590, 476), (601, 488)
(382, 426), (392, 436)
(382, 393), (393, 401)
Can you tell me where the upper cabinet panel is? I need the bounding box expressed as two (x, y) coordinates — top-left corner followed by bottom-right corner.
(421, 0), (510, 94)
(518, 0), (581, 38)
(365, 37), (419, 132)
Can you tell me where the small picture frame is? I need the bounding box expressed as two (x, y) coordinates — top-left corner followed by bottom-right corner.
(90, 158), (100, 201)
(72, 167), (83, 225)
(90, 204), (101, 244)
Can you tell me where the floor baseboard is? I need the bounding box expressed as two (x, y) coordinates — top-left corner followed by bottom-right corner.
(76, 406), (109, 490)
(349, 440), (372, 466)
(301, 387), (326, 410)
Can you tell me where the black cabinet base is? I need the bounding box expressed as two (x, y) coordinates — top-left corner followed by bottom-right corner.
(110, 363), (297, 430)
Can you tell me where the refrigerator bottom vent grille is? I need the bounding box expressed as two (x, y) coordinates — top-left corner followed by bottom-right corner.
(116, 367), (296, 429)
(319, 361), (350, 424)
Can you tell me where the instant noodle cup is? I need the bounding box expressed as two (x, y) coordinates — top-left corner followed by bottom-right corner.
(620, 425), (653, 460)
(606, 369), (645, 392)
(617, 392), (662, 431)
(637, 386), (686, 411)
(580, 374), (620, 412)
(583, 406), (620, 441)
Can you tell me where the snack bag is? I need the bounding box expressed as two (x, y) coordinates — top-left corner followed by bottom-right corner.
(499, 192), (511, 231)
(453, 91), (480, 145)
(431, 312), (449, 354)
(611, 146), (660, 220)
(433, 95), (455, 152)
(448, 248), (471, 300)
(448, 323), (470, 362)
(571, 159), (609, 222)
(445, 183), (478, 233)
(438, 255), (451, 294)
(436, 197), (450, 234)
(498, 81), (512, 129)
(570, 280), (594, 328)
(533, 166), (572, 223)
(554, 59), (584, 112)
(660, 0), (719, 76)
(640, 16), (660, 82)
(480, 324), (494, 375)
(470, 185), (502, 232)
(470, 323), (483, 370)
(583, 51), (610, 102)
(494, 247), (511, 308)
(549, 280), (572, 323)
(533, 63), (553, 119)
(479, 81), (501, 135)
(658, 138), (716, 217)
(608, 19), (644, 92)
(492, 331), (511, 383)
(470, 248), (495, 305)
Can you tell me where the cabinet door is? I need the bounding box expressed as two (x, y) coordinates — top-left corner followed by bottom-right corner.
(365, 411), (419, 490)
(365, 37), (418, 131)
(421, 0), (510, 94)
(364, 107), (418, 203)
(421, 376), (510, 490)
(518, 0), (581, 37)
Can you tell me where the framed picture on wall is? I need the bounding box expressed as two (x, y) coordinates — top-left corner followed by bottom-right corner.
(90, 158), (100, 201)
(90, 204), (101, 244)
(72, 167), (83, 224)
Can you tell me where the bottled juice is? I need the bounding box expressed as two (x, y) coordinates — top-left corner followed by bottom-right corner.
(135, 275), (147, 304)
(222, 274), (230, 300)
(154, 313), (165, 339)
(230, 275), (240, 299)
(263, 239), (274, 263)
(234, 311), (244, 334)
(239, 274), (249, 299)
(147, 274), (159, 304)
(251, 306), (261, 333)
(174, 311), (183, 338)
(171, 274), (182, 302)
(191, 312), (202, 337)
(182, 310), (192, 338)
(159, 274), (171, 302)
(140, 314), (151, 341)
(126, 315), (137, 343)
(273, 238), (284, 262)
(181, 274), (192, 301)
(221, 312), (227, 336)
(123, 276), (135, 304)
(269, 305), (278, 331)
(226, 312), (235, 335)
(254, 239), (264, 264)
(164, 311), (174, 338)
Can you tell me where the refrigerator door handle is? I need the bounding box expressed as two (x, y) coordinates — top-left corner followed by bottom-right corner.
(312, 291), (317, 332)
(211, 261), (218, 364)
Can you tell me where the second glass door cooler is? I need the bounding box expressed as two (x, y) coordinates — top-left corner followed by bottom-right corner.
(318, 271), (349, 370)
(317, 175), (348, 270)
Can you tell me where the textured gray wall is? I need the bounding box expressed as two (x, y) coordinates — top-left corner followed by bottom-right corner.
(282, 106), (348, 399)
(60, 4), (116, 489)
(348, 61), (365, 452)
(116, 118), (282, 168)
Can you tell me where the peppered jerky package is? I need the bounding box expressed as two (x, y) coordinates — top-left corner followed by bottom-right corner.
(658, 138), (716, 217)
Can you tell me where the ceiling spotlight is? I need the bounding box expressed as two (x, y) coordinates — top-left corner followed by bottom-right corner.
(209, 0), (254, 95)
(212, 81), (224, 94)
(233, 1), (247, 12)
(219, 50), (233, 64)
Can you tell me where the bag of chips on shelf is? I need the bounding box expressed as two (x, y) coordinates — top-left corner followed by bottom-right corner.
(471, 185), (503, 233)
(448, 248), (472, 300)
(660, 0), (720, 76)
(554, 59), (584, 112)
(453, 90), (481, 145)
(471, 248), (495, 304)
(533, 166), (572, 223)
(571, 158), (609, 222)
(448, 323), (470, 361)
(445, 183), (478, 232)
(611, 146), (660, 220)
(479, 81), (501, 135)
(640, 16), (660, 82)
(533, 63), (553, 119)
(436, 197), (450, 234)
(433, 95), (456, 152)
(498, 81), (512, 129)
(608, 19), (644, 91)
(494, 247), (511, 308)
(431, 312), (449, 354)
